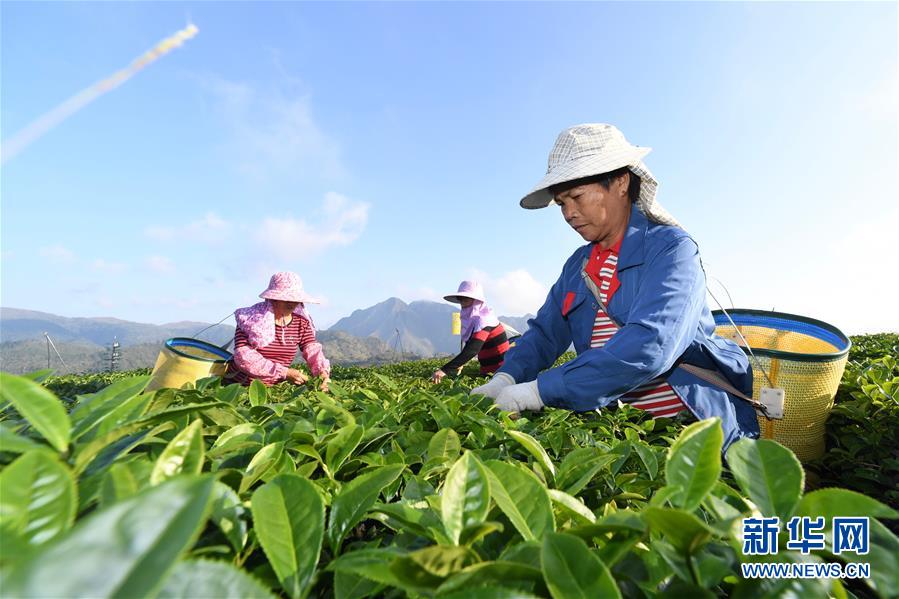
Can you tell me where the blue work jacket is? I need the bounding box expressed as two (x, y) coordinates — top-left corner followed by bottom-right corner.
(498, 206), (760, 448)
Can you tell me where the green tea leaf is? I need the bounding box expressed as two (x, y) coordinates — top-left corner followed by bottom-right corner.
(396, 544), (478, 578)
(248, 379), (268, 406)
(567, 511), (646, 540)
(437, 561), (544, 595)
(0, 372), (70, 453)
(0, 422), (40, 454)
(1, 475), (215, 598)
(726, 438), (803, 520)
(0, 450), (77, 547)
(328, 464), (405, 554)
(325, 424), (364, 477)
(486, 460), (554, 541)
(208, 423), (264, 458)
(665, 418), (722, 511)
(442, 452), (491, 545)
(99, 463), (139, 507)
(642, 506), (714, 554)
(239, 442), (284, 494)
(156, 558), (277, 598)
(632, 442), (659, 480)
(796, 488), (899, 597)
(209, 482), (249, 553)
(252, 474), (325, 599)
(370, 501), (449, 544)
(547, 489), (596, 525)
(20, 368), (52, 382)
(150, 419), (205, 485)
(459, 521), (504, 545)
(372, 373), (397, 390)
(555, 448), (616, 495)
(427, 428), (462, 463)
(75, 421), (175, 478)
(326, 547), (404, 586)
(541, 532), (620, 599)
(69, 376), (150, 440)
(334, 570), (383, 599)
(507, 430), (556, 482)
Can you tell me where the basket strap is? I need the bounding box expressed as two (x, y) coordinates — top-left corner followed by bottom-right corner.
(580, 260), (769, 416)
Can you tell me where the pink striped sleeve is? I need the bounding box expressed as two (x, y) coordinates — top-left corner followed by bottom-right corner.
(232, 328), (289, 382)
(298, 318), (330, 377)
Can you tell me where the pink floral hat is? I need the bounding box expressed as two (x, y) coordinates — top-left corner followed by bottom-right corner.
(259, 271), (320, 304)
(443, 280), (486, 304)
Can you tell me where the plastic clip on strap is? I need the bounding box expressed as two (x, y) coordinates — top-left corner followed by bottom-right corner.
(578, 260), (778, 419)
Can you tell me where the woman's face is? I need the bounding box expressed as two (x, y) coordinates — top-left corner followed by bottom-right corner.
(459, 298), (475, 308)
(553, 173), (631, 246)
(271, 300), (300, 315)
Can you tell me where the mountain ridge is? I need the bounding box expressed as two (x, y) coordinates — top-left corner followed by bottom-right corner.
(0, 300), (534, 374)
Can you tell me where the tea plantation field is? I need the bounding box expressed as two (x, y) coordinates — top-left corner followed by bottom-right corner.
(0, 334), (896, 598)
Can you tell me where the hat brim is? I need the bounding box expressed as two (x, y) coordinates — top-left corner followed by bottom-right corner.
(260, 291), (321, 304)
(520, 147), (652, 209)
(443, 292), (484, 304)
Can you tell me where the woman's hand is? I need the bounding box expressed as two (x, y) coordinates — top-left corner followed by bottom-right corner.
(320, 374), (331, 392)
(431, 369), (447, 384)
(285, 368), (309, 385)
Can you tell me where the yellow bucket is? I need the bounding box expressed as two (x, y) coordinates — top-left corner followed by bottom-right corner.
(713, 310), (851, 462)
(145, 337), (232, 392)
(451, 312), (461, 335)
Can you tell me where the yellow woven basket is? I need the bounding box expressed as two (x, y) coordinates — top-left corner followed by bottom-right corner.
(146, 337), (232, 392)
(713, 310), (851, 462)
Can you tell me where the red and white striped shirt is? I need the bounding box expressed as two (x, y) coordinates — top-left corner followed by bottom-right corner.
(227, 317), (316, 386)
(586, 241), (687, 419)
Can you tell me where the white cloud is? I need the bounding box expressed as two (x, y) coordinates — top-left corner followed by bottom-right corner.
(203, 77), (345, 181)
(255, 192), (369, 259)
(396, 285), (442, 303)
(144, 226), (175, 241)
(92, 259), (127, 274)
(145, 255), (175, 273)
(39, 245), (75, 263)
(467, 268), (548, 316)
(144, 212), (231, 244)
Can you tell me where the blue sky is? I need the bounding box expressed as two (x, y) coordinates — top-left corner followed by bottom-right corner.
(2, 2), (896, 335)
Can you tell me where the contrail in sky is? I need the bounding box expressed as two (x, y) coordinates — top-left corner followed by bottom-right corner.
(1, 24), (199, 164)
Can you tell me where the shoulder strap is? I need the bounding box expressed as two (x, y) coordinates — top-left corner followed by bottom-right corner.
(579, 258), (768, 415)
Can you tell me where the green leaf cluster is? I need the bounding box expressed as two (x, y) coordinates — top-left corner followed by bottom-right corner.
(0, 334), (896, 598)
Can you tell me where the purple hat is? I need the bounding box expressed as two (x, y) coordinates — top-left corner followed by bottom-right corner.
(259, 272), (320, 304)
(443, 280), (486, 304)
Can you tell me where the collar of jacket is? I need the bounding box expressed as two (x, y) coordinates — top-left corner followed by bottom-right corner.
(614, 204), (649, 272)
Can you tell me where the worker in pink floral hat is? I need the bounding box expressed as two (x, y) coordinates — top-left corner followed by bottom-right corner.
(224, 271), (331, 390)
(431, 280), (510, 383)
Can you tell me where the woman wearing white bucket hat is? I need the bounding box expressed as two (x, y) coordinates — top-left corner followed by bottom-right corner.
(471, 124), (759, 449)
(431, 280), (510, 383)
(224, 271), (331, 390)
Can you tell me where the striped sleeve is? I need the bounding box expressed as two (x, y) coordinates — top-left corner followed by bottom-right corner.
(231, 327), (290, 382)
(298, 317), (330, 376)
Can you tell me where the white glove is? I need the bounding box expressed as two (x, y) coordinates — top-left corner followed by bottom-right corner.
(470, 372), (515, 400)
(495, 381), (544, 413)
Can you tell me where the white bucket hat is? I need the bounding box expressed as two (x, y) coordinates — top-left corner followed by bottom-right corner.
(520, 123), (681, 227)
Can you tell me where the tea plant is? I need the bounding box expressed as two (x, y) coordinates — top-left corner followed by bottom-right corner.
(810, 333), (899, 515)
(0, 335), (897, 598)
